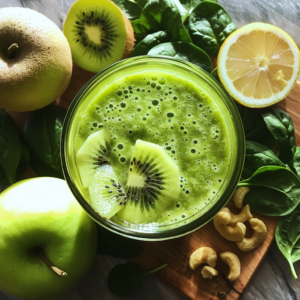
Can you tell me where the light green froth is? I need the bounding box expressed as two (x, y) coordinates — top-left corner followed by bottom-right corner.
(75, 71), (231, 225)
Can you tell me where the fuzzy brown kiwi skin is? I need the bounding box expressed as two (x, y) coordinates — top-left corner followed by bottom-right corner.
(109, 1), (135, 59)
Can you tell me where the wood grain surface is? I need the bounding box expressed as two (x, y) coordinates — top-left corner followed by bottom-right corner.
(13, 63), (300, 300)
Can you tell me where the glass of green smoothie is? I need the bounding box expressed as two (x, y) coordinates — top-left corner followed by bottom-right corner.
(61, 56), (245, 241)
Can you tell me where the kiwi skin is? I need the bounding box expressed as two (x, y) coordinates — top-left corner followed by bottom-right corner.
(0, 7), (72, 112)
(118, 7), (135, 59)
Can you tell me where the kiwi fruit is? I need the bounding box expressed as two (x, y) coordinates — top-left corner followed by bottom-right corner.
(89, 165), (125, 219)
(76, 129), (112, 188)
(117, 139), (180, 224)
(63, 0), (135, 73)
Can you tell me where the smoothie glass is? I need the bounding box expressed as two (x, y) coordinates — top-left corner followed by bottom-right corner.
(61, 56), (245, 241)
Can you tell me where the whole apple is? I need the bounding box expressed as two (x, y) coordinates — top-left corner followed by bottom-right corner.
(0, 177), (97, 300)
(0, 7), (72, 112)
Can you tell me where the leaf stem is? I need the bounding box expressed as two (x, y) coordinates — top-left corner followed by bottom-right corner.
(137, 263), (168, 279)
(37, 248), (68, 277)
(288, 259), (298, 279)
(127, 0), (143, 9)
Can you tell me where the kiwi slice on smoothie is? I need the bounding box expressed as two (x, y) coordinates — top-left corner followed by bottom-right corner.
(88, 139), (180, 223)
(118, 140), (180, 224)
(63, 0), (135, 73)
(89, 165), (125, 219)
(76, 129), (112, 188)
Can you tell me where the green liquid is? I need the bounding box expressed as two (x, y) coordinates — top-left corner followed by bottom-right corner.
(75, 71), (231, 225)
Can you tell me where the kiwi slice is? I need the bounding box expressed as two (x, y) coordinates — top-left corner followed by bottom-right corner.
(89, 165), (126, 219)
(63, 0), (135, 73)
(76, 129), (111, 188)
(117, 139), (180, 224)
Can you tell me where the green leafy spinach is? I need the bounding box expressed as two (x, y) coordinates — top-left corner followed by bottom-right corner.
(139, 0), (192, 43)
(242, 141), (285, 179)
(276, 203), (300, 279)
(23, 106), (66, 179)
(186, 1), (236, 55)
(261, 108), (296, 163)
(236, 104), (274, 149)
(112, 0), (142, 20)
(148, 42), (212, 72)
(0, 109), (21, 185)
(15, 142), (30, 180)
(133, 30), (172, 56)
(291, 146), (300, 178)
(238, 166), (300, 216)
(108, 262), (167, 296)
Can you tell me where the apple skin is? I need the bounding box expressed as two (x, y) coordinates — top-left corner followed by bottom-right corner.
(0, 7), (72, 112)
(0, 178), (97, 300)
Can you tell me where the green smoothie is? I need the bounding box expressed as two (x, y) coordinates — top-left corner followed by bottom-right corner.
(75, 71), (231, 226)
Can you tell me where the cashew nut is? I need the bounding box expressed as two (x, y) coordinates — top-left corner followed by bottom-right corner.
(189, 247), (217, 270)
(236, 218), (267, 252)
(220, 252), (241, 281)
(229, 205), (253, 226)
(213, 209), (246, 242)
(233, 187), (250, 209)
(201, 266), (218, 279)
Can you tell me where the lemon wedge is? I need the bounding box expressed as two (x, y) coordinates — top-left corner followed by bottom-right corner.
(218, 23), (300, 108)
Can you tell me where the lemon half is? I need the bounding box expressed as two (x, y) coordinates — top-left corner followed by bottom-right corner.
(218, 22), (300, 108)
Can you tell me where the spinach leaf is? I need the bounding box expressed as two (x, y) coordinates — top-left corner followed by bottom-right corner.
(0, 142), (29, 186)
(148, 42), (213, 72)
(133, 0), (148, 8)
(15, 142), (30, 180)
(139, 0), (192, 43)
(186, 1), (236, 55)
(108, 262), (167, 296)
(133, 31), (172, 56)
(97, 225), (141, 258)
(112, 0), (142, 20)
(236, 104), (274, 149)
(180, 0), (218, 17)
(291, 147), (300, 178)
(242, 141), (285, 179)
(238, 166), (300, 216)
(211, 67), (219, 81)
(261, 108), (296, 163)
(0, 109), (21, 185)
(131, 19), (151, 43)
(23, 106), (66, 179)
(276, 203), (300, 279)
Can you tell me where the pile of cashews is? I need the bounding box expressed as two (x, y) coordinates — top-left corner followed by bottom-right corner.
(188, 187), (267, 281)
(189, 247), (240, 281)
(214, 187), (267, 251)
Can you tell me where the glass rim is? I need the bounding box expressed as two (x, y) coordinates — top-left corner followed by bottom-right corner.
(61, 55), (245, 241)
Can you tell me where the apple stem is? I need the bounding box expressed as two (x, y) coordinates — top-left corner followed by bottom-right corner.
(37, 248), (68, 277)
(7, 43), (19, 59)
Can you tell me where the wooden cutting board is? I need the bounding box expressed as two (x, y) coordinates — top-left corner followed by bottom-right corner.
(12, 63), (300, 300)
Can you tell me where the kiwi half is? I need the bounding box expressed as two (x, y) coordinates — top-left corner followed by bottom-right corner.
(76, 129), (112, 188)
(118, 140), (180, 224)
(64, 0), (135, 73)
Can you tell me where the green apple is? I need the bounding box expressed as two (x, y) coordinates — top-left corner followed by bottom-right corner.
(0, 177), (97, 300)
